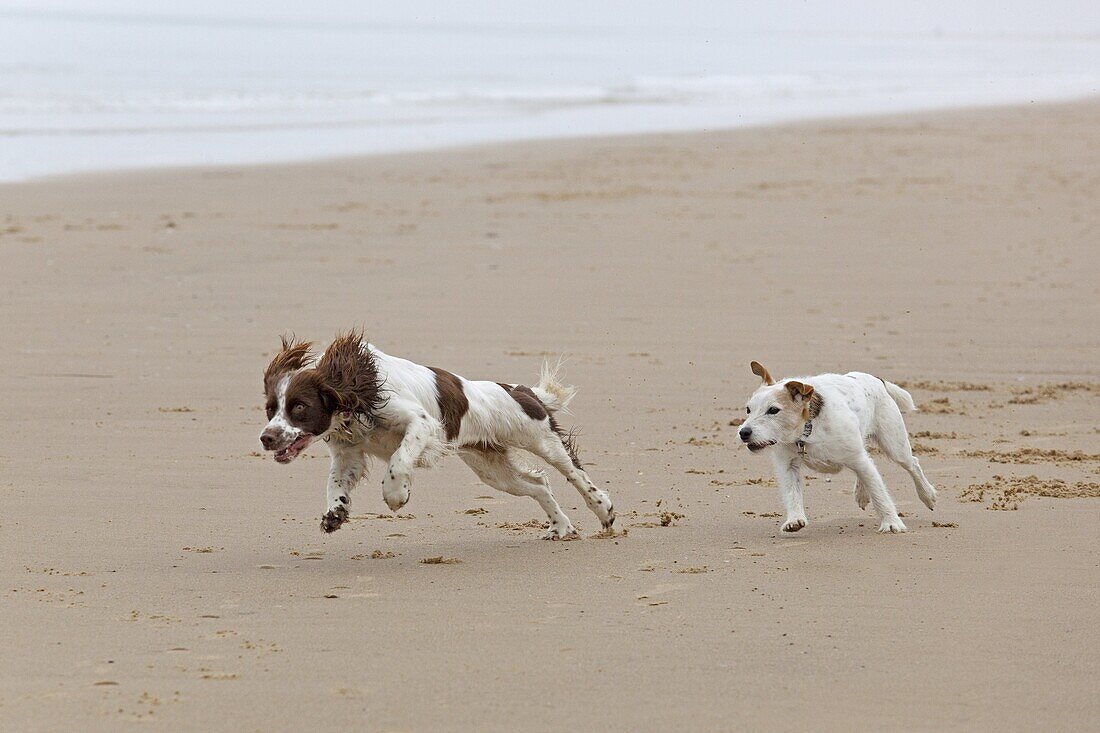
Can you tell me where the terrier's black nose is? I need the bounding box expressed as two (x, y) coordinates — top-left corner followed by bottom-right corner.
(738, 426), (752, 442)
(260, 433), (277, 450)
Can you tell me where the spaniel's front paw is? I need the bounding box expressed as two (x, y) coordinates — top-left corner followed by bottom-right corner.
(321, 505), (349, 533)
(382, 471), (411, 512)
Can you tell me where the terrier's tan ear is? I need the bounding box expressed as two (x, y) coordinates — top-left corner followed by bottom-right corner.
(784, 381), (814, 401)
(750, 361), (774, 385)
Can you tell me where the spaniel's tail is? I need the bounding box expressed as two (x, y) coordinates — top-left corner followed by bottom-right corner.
(531, 358), (577, 414)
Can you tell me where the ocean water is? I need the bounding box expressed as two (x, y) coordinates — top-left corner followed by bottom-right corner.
(1, 1), (1098, 181)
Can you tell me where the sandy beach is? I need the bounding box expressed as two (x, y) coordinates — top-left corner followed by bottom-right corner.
(2, 100), (1098, 731)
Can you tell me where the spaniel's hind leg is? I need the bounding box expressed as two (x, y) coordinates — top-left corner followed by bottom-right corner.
(460, 448), (576, 540)
(528, 426), (615, 530)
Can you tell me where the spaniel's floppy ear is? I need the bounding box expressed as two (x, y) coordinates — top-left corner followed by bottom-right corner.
(314, 330), (387, 418)
(784, 380), (814, 402)
(273, 334), (314, 368)
(315, 378), (341, 413)
(750, 361), (774, 385)
(263, 334), (314, 393)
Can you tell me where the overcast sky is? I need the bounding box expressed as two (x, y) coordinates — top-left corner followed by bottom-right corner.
(3, 1), (1098, 36)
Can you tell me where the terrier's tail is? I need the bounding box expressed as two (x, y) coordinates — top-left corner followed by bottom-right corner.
(883, 380), (918, 412)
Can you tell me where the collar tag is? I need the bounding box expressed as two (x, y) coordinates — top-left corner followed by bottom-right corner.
(796, 420), (813, 455)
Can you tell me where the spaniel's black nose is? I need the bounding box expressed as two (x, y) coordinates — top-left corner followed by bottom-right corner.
(260, 433), (278, 450)
(738, 426), (752, 442)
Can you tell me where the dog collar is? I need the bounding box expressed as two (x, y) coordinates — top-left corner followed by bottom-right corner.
(795, 420), (813, 455)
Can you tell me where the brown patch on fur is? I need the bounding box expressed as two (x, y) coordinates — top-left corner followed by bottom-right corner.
(283, 370), (338, 436)
(499, 383), (580, 468)
(430, 367), (469, 441)
(807, 392), (824, 420)
(264, 335), (315, 396)
(750, 361), (774, 385)
(784, 380), (814, 400)
(498, 383), (549, 420)
(784, 380), (816, 420)
(312, 330), (387, 421)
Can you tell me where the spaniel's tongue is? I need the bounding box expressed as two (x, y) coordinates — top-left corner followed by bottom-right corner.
(274, 435), (312, 462)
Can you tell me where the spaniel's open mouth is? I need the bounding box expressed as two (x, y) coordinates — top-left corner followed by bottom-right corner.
(274, 434), (313, 464)
(747, 440), (776, 452)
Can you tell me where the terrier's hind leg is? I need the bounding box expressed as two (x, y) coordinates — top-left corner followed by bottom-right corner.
(903, 456), (937, 510)
(460, 448), (576, 540)
(874, 418), (938, 510)
(854, 479), (870, 510)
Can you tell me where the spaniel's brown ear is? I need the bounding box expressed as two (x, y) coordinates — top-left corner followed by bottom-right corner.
(314, 330), (387, 418)
(264, 335), (314, 393)
(317, 382), (341, 413)
(784, 380), (814, 401)
(750, 361), (774, 385)
(275, 334), (314, 366)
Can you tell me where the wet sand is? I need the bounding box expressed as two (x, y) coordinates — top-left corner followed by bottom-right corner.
(1, 100), (1098, 731)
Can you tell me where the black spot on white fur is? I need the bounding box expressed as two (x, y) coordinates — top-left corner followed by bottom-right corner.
(321, 505), (349, 533)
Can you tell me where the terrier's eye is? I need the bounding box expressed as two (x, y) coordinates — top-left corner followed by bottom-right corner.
(766, 406), (780, 415)
(745, 407), (750, 414)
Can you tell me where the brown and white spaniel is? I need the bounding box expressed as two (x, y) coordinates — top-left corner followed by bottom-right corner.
(260, 331), (614, 538)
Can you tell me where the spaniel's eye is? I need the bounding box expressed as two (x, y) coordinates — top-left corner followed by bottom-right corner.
(292, 403), (307, 415)
(265, 404), (276, 419)
(766, 406), (780, 415)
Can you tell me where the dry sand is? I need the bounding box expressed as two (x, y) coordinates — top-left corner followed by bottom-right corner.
(2, 101), (1098, 731)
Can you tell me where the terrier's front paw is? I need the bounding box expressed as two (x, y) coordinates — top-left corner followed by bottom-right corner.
(541, 522), (579, 540)
(382, 472), (411, 512)
(782, 517), (807, 532)
(877, 517), (907, 533)
(321, 505), (349, 533)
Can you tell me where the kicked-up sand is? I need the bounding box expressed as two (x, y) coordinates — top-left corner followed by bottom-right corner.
(1, 100), (1098, 731)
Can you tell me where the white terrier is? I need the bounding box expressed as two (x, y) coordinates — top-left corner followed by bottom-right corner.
(738, 361), (937, 533)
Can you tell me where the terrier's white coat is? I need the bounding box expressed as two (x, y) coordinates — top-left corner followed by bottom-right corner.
(738, 361), (936, 534)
